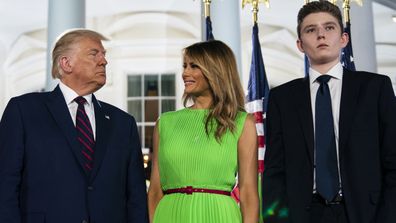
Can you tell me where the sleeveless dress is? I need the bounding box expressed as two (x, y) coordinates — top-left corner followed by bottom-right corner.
(153, 108), (247, 223)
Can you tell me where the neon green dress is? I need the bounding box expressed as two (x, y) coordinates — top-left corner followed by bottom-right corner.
(153, 108), (247, 223)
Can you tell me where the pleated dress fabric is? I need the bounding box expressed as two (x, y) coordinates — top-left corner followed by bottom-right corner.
(153, 108), (247, 223)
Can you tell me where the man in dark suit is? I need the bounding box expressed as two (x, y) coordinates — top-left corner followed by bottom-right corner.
(263, 1), (396, 223)
(0, 29), (148, 223)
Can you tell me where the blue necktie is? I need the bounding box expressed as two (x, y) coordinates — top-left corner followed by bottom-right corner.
(315, 75), (339, 201)
(75, 96), (95, 171)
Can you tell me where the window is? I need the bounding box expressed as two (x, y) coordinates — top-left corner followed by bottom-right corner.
(127, 73), (176, 178)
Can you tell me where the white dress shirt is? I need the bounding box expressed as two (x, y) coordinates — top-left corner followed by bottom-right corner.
(309, 62), (343, 192)
(59, 82), (96, 139)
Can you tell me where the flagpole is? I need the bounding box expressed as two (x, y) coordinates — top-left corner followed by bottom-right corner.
(329, 0), (363, 24)
(203, 0), (211, 17)
(242, 0), (270, 24)
(343, 0), (351, 23)
(202, 0), (214, 40)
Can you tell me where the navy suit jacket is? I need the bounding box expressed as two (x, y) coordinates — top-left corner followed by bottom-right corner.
(0, 86), (149, 223)
(263, 69), (396, 223)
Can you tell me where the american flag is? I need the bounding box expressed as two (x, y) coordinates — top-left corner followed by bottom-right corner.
(304, 54), (310, 77)
(245, 22), (269, 222)
(205, 16), (214, 41)
(341, 21), (356, 71)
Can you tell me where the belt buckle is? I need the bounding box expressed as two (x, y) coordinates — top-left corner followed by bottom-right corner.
(325, 193), (343, 205)
(184, 186), (193, 195)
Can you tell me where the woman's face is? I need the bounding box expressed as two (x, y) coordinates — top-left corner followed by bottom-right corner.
(182, 56), (211, 98)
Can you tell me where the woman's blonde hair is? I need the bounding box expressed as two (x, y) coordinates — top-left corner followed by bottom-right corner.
(183, 40), (245, 142)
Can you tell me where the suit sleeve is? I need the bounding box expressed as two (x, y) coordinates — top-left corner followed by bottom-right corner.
(376, 76), (396, 223)
(126, 117), (149, 223)
(262, 90), (289, 223)
(0, 98), (24, 223)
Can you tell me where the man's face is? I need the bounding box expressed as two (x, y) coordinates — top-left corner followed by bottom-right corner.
(297, 12), (348, 67)
(67, 37), (107, 94)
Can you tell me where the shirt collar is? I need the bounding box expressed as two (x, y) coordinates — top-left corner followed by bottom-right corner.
(309, 62), (343, 84)
(59, 81), (93, 106)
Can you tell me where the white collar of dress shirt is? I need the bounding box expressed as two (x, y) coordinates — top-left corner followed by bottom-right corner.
(309, 62), (343, 85)
(59, 81), (93, 106)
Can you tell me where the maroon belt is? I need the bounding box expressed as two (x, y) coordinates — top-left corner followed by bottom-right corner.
(163, 186), (231, 196)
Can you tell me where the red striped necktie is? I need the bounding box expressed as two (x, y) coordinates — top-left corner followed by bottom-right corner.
(75, 96), (95, 171)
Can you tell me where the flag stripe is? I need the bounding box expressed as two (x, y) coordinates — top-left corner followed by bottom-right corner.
(341, 22), (356, 71)
(245, 100), (263, 113)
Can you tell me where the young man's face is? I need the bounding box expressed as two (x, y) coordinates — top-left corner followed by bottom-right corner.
(297, 12), (348, 67)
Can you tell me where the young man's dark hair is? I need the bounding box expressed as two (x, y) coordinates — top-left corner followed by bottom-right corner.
(297, 1), (344, 38)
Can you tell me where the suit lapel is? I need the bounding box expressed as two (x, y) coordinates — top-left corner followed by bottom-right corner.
(295, 78), (315, 164)
(339, 69), (360, 161)
(89, 95), (111, 182)
(46, 86), (89, 175)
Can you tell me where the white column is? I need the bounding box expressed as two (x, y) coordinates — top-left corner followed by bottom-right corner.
(202, 1), (242, 77)
(349, 0), (377, 72)
(46, 0), (86, 90)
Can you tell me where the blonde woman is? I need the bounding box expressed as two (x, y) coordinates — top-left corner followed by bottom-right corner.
(148, 40), (259, 223)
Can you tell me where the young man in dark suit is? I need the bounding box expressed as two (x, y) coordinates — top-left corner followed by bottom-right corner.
(0, 29), (149, 223)
(263, 1), (396, 223)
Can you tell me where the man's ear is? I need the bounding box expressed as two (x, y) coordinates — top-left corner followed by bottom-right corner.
(59, 56), (72, 73)
(296, 39), (305, 53)
(340, 32), (349, 48)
